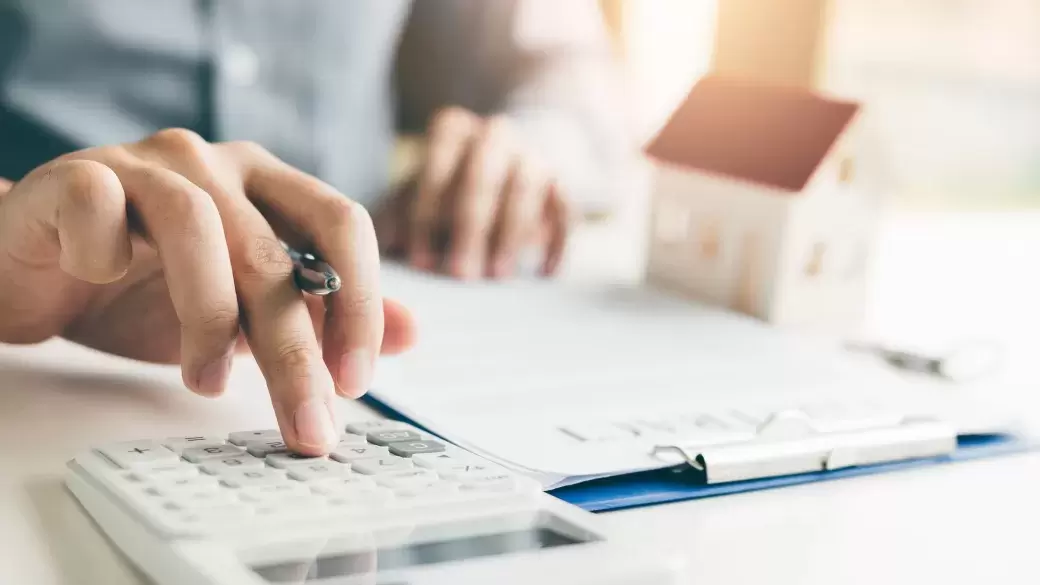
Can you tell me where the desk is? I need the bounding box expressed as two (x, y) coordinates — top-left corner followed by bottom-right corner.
(2, 211), (1039, 584)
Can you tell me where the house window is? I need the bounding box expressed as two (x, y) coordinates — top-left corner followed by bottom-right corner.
(696, 220), (722, 261)
(838, 157), (855, 184)
(804, 241), (827, 277)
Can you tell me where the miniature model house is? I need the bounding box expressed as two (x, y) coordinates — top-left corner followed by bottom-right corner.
(645, 75), (876, 334)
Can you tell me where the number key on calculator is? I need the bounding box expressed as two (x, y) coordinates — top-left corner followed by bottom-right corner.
(74, 420), (540, 538)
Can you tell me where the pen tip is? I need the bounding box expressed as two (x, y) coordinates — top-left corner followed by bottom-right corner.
(326, 275), (342, 292)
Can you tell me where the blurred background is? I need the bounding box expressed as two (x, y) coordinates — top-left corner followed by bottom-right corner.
(603, 0), (1040, 210)
(583, 0), (1040, 390)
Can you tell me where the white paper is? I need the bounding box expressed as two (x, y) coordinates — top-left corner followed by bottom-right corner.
(372, 264), (1012, 489)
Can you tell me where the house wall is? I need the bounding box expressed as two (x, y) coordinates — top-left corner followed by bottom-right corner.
(646, 164), (792, 318)
(770, 126), (882, 334)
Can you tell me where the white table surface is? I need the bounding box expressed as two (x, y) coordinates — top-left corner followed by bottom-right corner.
(2, 210), (1039, 584)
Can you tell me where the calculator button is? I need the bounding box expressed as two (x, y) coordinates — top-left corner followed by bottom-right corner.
(164, 490), (239, 509)
(308, 475), (378, 495)
(329, 444), (389, 463)
(344, 420), (410, 435)
(459, 475), (519, 494)
(411, 451), (477, 470)
(254, 500), (344, 525)
(162, 436), (226, 453)
(265, 452), (329, 469)
(181, 444), (246, 463)
(393, 481), (461, 503)
(351, 457), (414, 475)
(174, 504), (254, 528)
(387, 440), (445, 457)
(220, 468), (288, 488)
(129, 462), (200, 482)
(366, 430), (422, 446)
(228, 429), (281, 446)
(98, 441), (179, 469)
(337, 433), (367, 446)
(287, 461), (353, 482)
(435, 463), (502, 481)
(149, 475), (221, 496)
(245, 440), (289, 458)
(200, 455), (266, 475)
(238, 482), (312, 503)
(325, 492), (392, 511)
(373, 469), (438, 489)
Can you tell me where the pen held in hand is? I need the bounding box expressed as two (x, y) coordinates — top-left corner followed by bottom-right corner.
(283, 244), (341, 296)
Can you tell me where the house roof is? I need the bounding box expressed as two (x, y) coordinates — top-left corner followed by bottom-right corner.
(646, 75), (861, 192)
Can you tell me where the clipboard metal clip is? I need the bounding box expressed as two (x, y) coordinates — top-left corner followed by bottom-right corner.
(651, 415), (958, 484)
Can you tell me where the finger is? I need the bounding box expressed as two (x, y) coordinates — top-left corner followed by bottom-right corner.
(380, 298), (415, 355)
(213, 200), (340, 455)
(373, 183), (411, 257)
(231, 144), (391, 400)
(541, 185), (570, 277)
(0, 160), (131, 342)
(489, 160), (548, 279)
(0, 177), (12, 194)
(114, 165), (240, 397)
(448, 117), (514, 280)
(284, 296), (413, 357)
(410, 107), (478, 271)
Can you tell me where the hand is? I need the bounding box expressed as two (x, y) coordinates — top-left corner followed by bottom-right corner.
(374, 107), (569, 280)
(0, 129), (416, 455)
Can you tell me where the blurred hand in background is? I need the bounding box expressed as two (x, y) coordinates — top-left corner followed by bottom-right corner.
(374, 107), (569, 280)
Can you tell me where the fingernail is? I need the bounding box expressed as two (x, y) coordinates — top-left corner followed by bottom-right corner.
(196, 353), (232, 397)
(293, 399), (338, 450)
(337, 349), (372, 398)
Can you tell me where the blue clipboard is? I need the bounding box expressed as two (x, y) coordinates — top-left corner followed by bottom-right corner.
(362, 396), (1033, 513)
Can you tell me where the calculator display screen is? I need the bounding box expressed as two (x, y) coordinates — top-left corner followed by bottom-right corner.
(251, 527), (587, 582)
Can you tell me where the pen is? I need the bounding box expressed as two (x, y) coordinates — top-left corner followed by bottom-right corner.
(283, 244), (342, 296)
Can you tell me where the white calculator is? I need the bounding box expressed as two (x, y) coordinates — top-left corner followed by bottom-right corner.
(66, 420), (679, 585)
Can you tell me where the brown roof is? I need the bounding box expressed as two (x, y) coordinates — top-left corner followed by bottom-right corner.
(646, 75), (860, 192)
